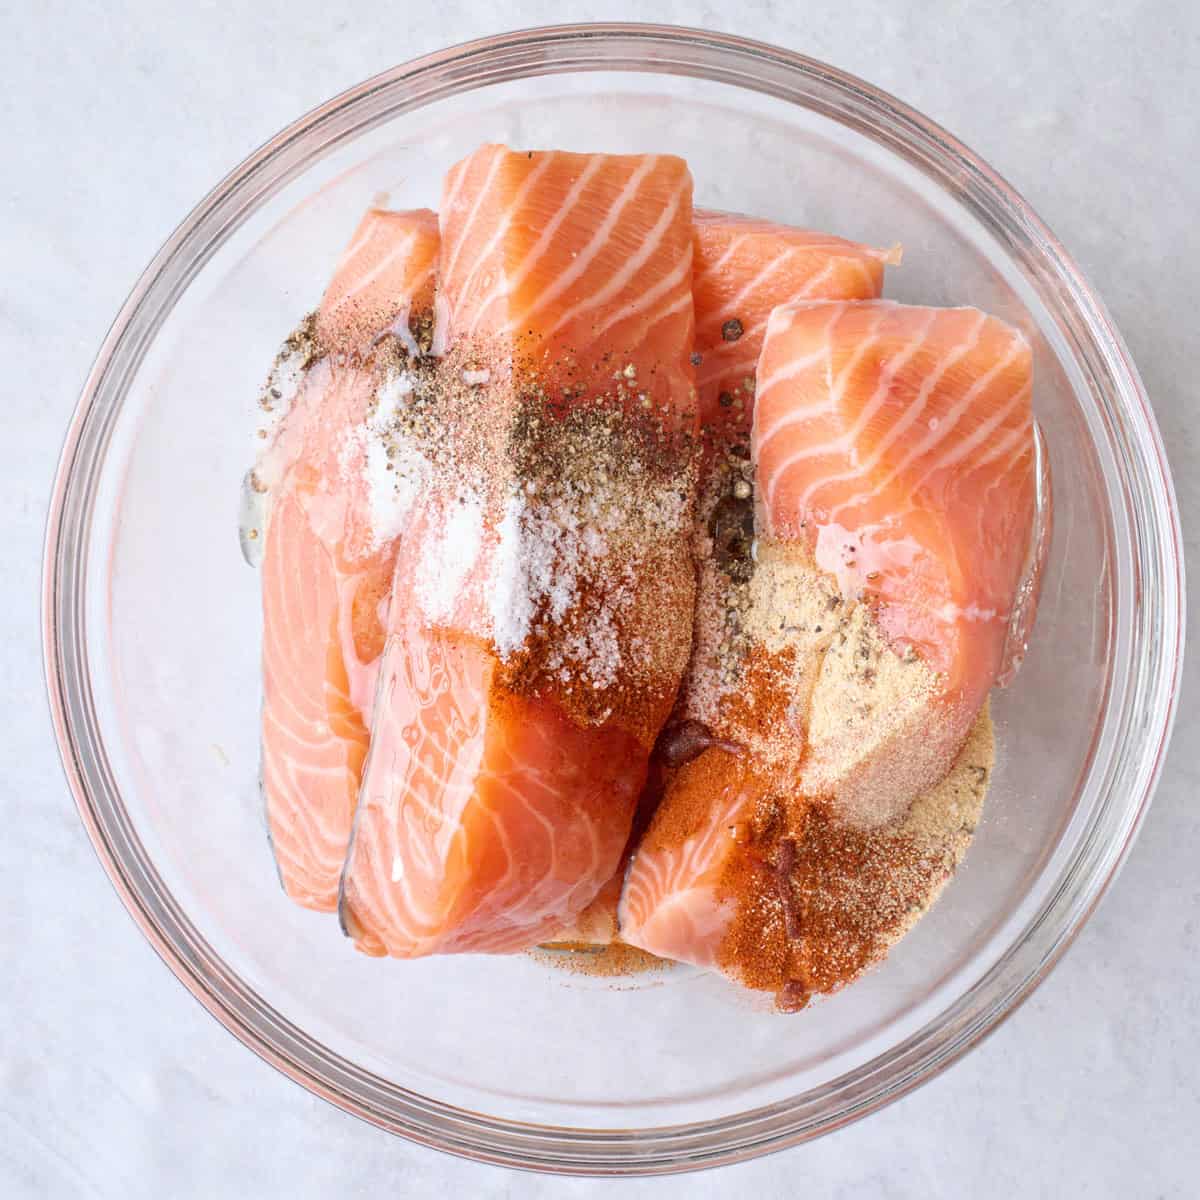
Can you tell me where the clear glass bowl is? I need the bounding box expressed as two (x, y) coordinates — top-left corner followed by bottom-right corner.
(43, 24), (1184, 1175)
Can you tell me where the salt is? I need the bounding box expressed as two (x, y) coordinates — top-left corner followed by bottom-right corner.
(572, 609), (621, 690)
(360, 368), (429, 551)
(366, 436), (427, 549)
(413, 489), (485, 624)
(372, 370), (414, 426)
(489, 494), (538, 656)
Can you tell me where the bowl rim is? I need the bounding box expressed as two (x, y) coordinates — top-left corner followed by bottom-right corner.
(42, 21), (1185, 1176)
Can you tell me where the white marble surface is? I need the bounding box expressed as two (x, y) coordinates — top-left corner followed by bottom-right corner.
(6, 2), (1198, 1195)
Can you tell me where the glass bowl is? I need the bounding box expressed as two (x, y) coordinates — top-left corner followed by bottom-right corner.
(43, 23), (1184, 1176)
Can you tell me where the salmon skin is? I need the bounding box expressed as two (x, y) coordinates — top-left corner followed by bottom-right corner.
(620, 300), (1036, 980)
(339, 146), (699, 956)
(258, 210), (439, 912)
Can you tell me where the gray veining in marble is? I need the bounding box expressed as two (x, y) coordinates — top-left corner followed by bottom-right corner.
(6, 2), (1198, 1196)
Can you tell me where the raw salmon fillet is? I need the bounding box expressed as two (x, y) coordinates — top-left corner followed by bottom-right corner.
(339, 146), (699, 956)
(692, 210), (894, 434)
(620, 300), (1035, 972)
(757, 300), (1035, 820)
(259, 210), (439, 911)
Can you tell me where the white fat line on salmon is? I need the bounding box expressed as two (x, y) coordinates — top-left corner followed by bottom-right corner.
(517, 156), (660, 330)
(697, 229), (751, 281)
(589, 243), (694, 341)
(541, 173), (690, 340)
(754, 305), (846, 402)
(813, 318), (938, 479)
(449, 153), (555, 306)
(439, 156), (472, 229)
(767, 309), (938, 503)
(830, 331), (1028, 518)
(332, 222), (378, 273)
(463, 156), (607, 340)
(440, 149), (507, 284)
(802, 309), (990, 516)
(331, 229), (420, 310)
(699, 246), (803, 337)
